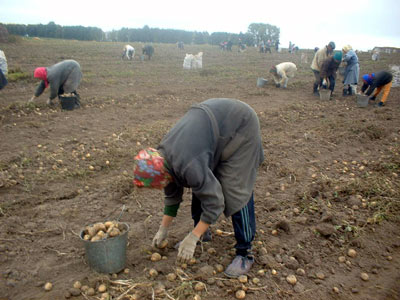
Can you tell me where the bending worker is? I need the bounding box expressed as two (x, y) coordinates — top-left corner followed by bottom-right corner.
(311, 41), (335, 95)
(133, 98), (264, 278)
(270, 62), (297, 88)
(360, 71), (393, 107)
(29, 59), (82, 105)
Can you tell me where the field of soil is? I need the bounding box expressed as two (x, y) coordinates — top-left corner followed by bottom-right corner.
(0, 38), (399, 300)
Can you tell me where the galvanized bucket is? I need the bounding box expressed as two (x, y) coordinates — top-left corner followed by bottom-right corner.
(80, 222), (129, 274)
(356, 94), (369, 108)
(319, 89), (331, 100)
(257, 77), (268, 87)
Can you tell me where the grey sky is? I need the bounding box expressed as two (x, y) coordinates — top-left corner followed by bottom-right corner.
(1, 0), (399, 51)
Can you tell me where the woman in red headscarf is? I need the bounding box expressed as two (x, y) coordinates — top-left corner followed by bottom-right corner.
(29, 60), (82, 105)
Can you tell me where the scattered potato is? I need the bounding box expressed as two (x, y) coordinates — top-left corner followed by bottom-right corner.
(215, 264), (224, 273)
(87, 287), (95, 296)
(194, 282), (206, 291)
(158, 239), (168, 249)
(44, 282), (52, 291)
(149, 268), (158, 278)
(235, 289), (246, 299)
(347, 249), (357, 258)
(286, 274), (297, 285)
(73, 281), (82, 289)
(98, 284), (107, 293)
(151, 252), (162, 262)
(360, 272), (369, 281)
(238, 275), (248, 283)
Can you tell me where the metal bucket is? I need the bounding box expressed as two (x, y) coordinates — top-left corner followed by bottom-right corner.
(356, 94), (369, 108)
(257, 77), (268, 87)
(80, 222), (129, 274)
(319, 89), (331, 100)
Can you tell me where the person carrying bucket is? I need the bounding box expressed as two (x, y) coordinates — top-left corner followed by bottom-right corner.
(269, 62), (297, 88)
(133, 98), (264, 278)
(29, 59), (82, 106)
(360, 71), (393, 107)
(311, 41), (336, 96)
(319, 51), (342, 97)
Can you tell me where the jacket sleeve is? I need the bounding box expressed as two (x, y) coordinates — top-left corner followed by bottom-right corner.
(184, 159), (224, 225)
(164, 181), (184, 206)
(365, 83), (376, 96)
(319, 60), (329, 78)
(278, 70), (287, 85)
(34, 81), (46, 97)
(49, 80), (60, 100)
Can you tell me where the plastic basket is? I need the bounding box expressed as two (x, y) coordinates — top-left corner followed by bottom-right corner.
(356, 94), (369, 108)
(319, 89), (331, 100)
(59, 94), (80, 110)
(80, 222), (129, 274)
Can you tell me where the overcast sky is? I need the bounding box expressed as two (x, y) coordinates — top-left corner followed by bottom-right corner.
(1, 0), (399, 51)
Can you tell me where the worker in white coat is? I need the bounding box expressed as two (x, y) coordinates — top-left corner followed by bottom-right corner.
(122, 45), (135, 60)
(269, 62), (297, 88)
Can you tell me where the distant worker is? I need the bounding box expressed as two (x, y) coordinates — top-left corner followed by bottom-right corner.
(142, 45), (154, 60)
(341, 45), (359, 96)
(310, 41), (335, 95)
(319, 51), (342, 96)
(360, 71), (393, 107)
(0, 49), (8, 90)
(270, 62), (297, 88)
(29, 59), (82, 106)
(177, 41), (184, 50)
(122, 45), (135, 60)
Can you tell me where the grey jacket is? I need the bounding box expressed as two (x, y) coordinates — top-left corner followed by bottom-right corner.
(35, 60), (82, 99)
(159, 98), (264, 224)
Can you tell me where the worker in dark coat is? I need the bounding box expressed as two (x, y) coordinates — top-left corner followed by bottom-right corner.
(133, 98), (264, 278)
(319, 51), (342, 95)
(360, 71), (393, 107)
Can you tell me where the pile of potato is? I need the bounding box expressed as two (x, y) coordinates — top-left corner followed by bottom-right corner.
(82, 221), (123, 242)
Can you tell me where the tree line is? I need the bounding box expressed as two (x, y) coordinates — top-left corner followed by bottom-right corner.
(2, 22), (280, 47)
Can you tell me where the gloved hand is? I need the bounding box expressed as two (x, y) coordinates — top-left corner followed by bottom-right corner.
(152, 225), (168, 248)
(177, 232), (199, 263)
(322, 78), (327, 87)
(28, 95), (36, 103)
(46, 98), (54, 106)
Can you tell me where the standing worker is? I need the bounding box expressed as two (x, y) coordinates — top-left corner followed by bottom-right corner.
(270, 62), (297, 88)
(133, 98), (264, 278)
(360, 71), (393, 107)
(311, 41), (336, 95)
(342, 45), (359, 96)
(29, 59), (82, 106)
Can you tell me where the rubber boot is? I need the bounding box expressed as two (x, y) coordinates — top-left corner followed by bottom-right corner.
(347, 86), (353, 96)
(342, 88), (348, 96)
(313, 83), (319, 96)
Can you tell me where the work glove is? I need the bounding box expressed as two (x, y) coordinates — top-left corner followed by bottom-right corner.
(177, 232), (199, 263)
(152, 225), (168, 248)
(322, 78), (327, 88)
(28, 95), (36, 103)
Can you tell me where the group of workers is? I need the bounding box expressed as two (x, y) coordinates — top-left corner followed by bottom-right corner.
(0, 41), (395, 279)
(310, 41), (393, 106)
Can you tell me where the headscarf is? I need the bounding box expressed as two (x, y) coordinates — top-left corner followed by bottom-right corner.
(269, 65), (277, 73)
(342, 45), (352, 53)
(133, 147), (172, 189)
(333, 51), (342, 62)
(34, 67), (49, 88)
(362, 73), (375, 85)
